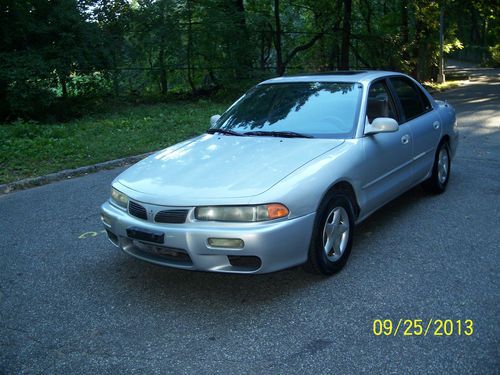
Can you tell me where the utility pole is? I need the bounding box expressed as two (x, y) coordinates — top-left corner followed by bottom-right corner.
(437, 2), (445, 83)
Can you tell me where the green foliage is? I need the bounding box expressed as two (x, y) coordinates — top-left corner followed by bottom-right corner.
(0, 0), (110, 121)
(0, 0), (497, 182)
(0, 0), (498, 122)
(444, 38), (464, 54)
(6, 82), (57, 120)
(489, 44), (500, 66)
(0, 100), (230, 183)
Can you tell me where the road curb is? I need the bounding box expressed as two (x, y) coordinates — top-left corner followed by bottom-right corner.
(0, 152), (153, 195)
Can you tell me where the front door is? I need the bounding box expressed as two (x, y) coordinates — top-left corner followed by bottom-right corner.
(361, 79), (413, 214)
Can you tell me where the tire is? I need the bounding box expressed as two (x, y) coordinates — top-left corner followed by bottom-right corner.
(423, 142), (451, 194)
(304, 190), (355, 275)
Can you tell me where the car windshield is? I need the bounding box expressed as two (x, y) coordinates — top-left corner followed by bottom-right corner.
(214, 82), (362, 138)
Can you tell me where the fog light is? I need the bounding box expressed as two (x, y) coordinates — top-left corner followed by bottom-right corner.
(207, 238), (244, 249)
(101, 214), (112, 227)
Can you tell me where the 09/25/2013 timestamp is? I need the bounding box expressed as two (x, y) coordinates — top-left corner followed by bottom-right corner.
(373, 319), (474, 337)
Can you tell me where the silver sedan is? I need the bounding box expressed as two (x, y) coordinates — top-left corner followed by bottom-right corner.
(100, 71), (458, 275)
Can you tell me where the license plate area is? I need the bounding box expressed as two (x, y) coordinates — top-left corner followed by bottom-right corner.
(126, 226), (164, 244)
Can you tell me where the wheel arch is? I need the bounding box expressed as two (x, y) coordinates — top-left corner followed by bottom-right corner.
(434, 134), (451, 159)
(318, 180), (361, 219)
(440, 134), (450, 146)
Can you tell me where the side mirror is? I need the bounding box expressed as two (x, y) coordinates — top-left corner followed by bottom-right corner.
(364, 117), (399, 135)
(210, 114), (221, 127)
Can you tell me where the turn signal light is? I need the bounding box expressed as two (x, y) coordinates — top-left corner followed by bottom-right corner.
(267, 204), (289, 220)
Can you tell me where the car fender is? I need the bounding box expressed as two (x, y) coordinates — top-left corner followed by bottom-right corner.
(435, 100), (459, 158)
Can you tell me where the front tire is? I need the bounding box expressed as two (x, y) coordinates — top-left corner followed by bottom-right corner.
(305, 190), (355, 275)
(423, 142), (451, 194)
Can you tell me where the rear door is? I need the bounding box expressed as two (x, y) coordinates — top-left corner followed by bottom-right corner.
(389, 77), (441, 183)
(361, 79), (413, 214)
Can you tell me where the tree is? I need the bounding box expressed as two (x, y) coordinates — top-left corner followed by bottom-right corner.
(272, 0), (324, 75)
(129, 0), (181, 95)
(1, 0), (498, 121)
(0, 0), (106, 120)
(85, 0), (132, 96)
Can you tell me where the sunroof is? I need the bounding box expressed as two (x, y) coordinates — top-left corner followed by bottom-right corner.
(286, 70), (366, 77)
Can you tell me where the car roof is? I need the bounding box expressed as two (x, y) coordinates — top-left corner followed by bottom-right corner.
(259, 70), (404, 85)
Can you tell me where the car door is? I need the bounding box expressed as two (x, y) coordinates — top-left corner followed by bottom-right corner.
(389, 77), (441, 184)
(361, 79), (413, 214)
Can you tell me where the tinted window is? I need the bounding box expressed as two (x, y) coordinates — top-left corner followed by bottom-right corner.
(390, 77), (428, 120)
(417, 86), (432, 111)
(216, 82), (362, 138)
(366, 81), (398, 123)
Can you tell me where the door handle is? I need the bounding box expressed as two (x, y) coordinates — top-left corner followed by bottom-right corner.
(401, 134), (410, 145)
(433, 121), (440, 130)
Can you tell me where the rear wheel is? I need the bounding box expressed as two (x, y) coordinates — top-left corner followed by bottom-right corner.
(423, 142), (451, 194)
(305, 191), (355, 275)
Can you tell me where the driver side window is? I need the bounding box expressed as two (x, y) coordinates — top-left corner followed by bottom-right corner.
(367, 81), (397, 123)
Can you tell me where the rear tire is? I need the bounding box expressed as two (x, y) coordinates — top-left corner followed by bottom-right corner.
(423, 142), (451, 194)
(304, 190), (355, 275)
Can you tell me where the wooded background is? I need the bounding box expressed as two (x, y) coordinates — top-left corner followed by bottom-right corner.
(0, 0), (498, 122)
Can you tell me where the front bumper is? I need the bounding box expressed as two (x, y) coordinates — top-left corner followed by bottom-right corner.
(100, 201), (316, 274)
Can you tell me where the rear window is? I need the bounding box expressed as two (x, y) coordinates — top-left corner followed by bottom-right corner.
(390, 77), (430, 121)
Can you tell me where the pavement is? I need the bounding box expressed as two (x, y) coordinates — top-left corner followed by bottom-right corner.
(1, 73), (499, 374)
(445, 58), (500, 81)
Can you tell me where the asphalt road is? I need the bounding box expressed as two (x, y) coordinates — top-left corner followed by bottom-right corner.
(1, 75), (499, 374)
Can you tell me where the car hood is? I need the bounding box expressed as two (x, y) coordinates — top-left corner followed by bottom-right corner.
(115, 134), (344, 204)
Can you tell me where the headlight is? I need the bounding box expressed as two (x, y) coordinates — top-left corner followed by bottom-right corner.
(195, 204), (289, 222)
(110, 187), (129, 209)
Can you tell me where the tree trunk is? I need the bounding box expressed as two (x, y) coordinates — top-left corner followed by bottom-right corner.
(328, 16), (342, 70)
(260, 31), (266, 70)
(60, 74), (68, 98)
(112, 51), (119, 97)
(400, 0), (410, 63)
(158, 1), (168, 94)
(233, 0), (251, 77)
(340, 0), (352, 70)
(158, 46), (167, 95)
(260, 30), (271, 70)
(274, 0), (284, 76)
(186, 0), (196, 92)
(362, 0), (372, 34)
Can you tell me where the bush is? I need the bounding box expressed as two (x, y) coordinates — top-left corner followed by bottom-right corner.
(489, 44), (500, 67)
(5, 81), (58, 122)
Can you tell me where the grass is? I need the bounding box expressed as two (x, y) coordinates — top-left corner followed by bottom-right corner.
(423, 78), (469, 92)
(0, 100), (230, 184)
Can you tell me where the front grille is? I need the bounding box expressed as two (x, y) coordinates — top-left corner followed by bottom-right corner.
(139, 246), (192, 263)
(129, 201), (147, 220)
(155, 209), (189, 224)
(132, 242), (193, 265)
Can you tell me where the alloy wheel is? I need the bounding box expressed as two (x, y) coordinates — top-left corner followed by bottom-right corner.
(322, 207), (350, 261)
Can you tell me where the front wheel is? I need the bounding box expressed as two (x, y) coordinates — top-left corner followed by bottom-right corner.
(423, 142), (451, 194)
(305, 191), (355, 275)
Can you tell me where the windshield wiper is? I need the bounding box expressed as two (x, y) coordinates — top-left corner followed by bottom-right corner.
(206, 128), (244, 137)
(243, 130), (313, 138)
